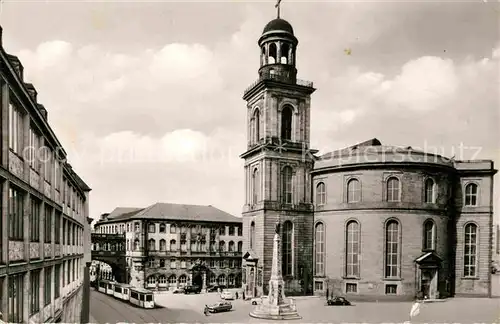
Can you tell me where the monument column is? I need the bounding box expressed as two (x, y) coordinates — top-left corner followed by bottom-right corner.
(249, 222), (301, 320)
(202, 271), (207, 291)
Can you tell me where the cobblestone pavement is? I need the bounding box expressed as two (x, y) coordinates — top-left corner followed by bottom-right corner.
(153, 292), (500, 324)
(91, 289), (500, 324)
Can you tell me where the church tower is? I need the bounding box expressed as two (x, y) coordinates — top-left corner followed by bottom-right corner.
(241, 11), (316, 298)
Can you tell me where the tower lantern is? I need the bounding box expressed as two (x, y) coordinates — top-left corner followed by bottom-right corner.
(258, 18), (298, 84)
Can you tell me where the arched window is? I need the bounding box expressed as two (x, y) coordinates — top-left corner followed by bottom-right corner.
(316, 182), (326, 206)
(170, 224), (176, 233)
(209, 273), (217, 284)
(423, 220), (435, 250)
(237, 241), (243, 252)
(228, 241), (235, 252)
(252, 168), (260, 204)
(464, 223), (478, 277)
(228, 274), (235, 286)
(346, 220), (360, 277)
(253, 109), (260, 143)
(465, 183), (478, 206)
(281, 106), (293, 140)
(280, 43), (289, 64)
(218, 274), (226, 285)
(158, 275), (167, 284)
(282, 166), (293, 204)
(170, 239), (176, 251)
(268, 43), (277, 64)
(159, 239), (166, 251)
(147, 276), (156, 285)
(179, 275), (187, 285)
(385, 220), (400, 278)
(219, 241), (226, 252)
(134, 239), (140, 251)
(250, 222), (255, 249)
(387, 177), (400, 202)
(159, 223), (166, 233)
(347, 178), (361, 203)
(315, 223), (325, 275)
(168, 275), (176, 285)
(424, 178), (435, 203)
(148, 239), (156, 251)
(127, 223), (130, 232)
(282, 221), (293, 276)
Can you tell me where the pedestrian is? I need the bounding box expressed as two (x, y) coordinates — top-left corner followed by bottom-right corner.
(242, 291), (245, 300)
(235, 291), (239, 299)
(204, 305), (209, 316)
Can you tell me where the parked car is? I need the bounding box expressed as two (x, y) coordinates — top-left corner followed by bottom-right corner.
(206, 285), (220, 292)
(220, 291), (235, 300)
(207, 301), (232, 313)
(184, 285), (201, 294)
(172, 287), (185, 294)
(327, 296), (351, 306)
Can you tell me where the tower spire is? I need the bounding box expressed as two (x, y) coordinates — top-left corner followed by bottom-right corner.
(275, 0), (282, 19)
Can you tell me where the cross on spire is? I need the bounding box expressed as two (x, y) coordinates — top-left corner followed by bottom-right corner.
(275, 0), (282, 19)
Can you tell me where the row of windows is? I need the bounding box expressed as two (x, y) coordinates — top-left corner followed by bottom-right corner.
(314, 281), (398, 295)
(315, 178), (480, 206)
(249, 168), (480, 208)
(96, 222), (242, 236)
(146, 273), (242, 286)
(313, 220), (480, 278)
(146, 239), (243, 252)
(1, 257), (81, 323)
(147, 258), (242, 269)
(6, 185), (83, 249)
(9, 104), (85, 214)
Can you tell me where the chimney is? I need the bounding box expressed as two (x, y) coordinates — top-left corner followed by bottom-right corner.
(6, 54), (23, 81)
(37, 104), (48, 120)
(24, 83), (37, 103)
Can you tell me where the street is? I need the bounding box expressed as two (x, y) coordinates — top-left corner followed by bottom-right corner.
(90, 288), (500, 324)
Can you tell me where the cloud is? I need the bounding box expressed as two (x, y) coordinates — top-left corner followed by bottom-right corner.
(9, 2), (499, 221)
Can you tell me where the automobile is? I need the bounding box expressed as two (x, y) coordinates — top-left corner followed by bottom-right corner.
(207, 301), (232, 313)
(327, 296), (351, 306)
(220, 291), (235, 300)
(206, 285), (220, 292)
(184, 285), (201, 294)
(172, 287), (185, 294)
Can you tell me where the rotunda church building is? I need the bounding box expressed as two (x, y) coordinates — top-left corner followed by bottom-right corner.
(240, 15), (496, 301)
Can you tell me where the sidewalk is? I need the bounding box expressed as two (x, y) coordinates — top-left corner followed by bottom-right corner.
(89, 313), (99, 324)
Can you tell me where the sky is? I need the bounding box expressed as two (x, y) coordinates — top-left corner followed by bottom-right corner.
(0, 0), (498, 222)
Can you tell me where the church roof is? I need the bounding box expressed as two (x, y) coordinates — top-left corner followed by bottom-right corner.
(318, 138), (436, 160)
(262, 18), (294, 35)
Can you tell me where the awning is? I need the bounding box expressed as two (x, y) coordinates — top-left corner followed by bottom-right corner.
(243, 251), (259, 261)
(415, 251), (442, 267)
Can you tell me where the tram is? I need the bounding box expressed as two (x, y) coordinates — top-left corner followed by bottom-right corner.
(95, 280), (155, 309)
(129, 288), (155, 309)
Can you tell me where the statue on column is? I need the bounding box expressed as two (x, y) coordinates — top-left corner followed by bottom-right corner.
(275, 221), (280, 235)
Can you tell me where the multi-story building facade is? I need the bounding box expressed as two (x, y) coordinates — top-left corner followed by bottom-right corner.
(0, 26), (91, 322)
(93, 203), (243, 290)
(241, 15), (497, 300)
